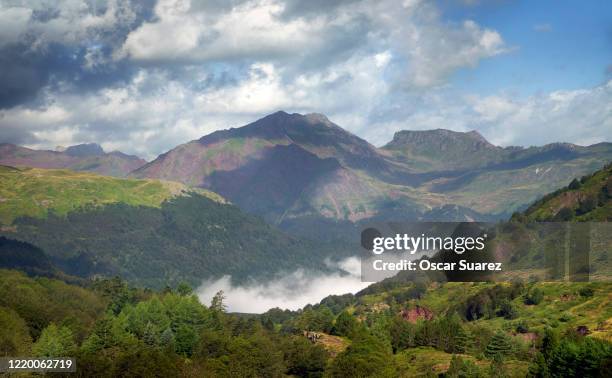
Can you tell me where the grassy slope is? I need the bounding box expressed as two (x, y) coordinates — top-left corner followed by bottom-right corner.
(522, 162), (612, 221)
(355, 281), (610, 377)
(446, 157), (609, 215)
(0, 165), (224, 224)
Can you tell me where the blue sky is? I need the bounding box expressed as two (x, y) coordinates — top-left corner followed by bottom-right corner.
(446, 0), (611, 96)
(0, 0), (610, 158)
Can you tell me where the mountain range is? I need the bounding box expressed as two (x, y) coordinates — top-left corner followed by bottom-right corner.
(0, 142), (146, 177)
(3, 111), (612, 242)
(131, 111), (612, 232)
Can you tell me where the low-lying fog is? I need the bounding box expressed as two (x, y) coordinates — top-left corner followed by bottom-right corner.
(196, 257), (370, 313)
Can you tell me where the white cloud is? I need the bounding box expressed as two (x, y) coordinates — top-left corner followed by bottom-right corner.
(1, 0), (608, 159)
(196, 257), (368, 313)
(363, 80), (612, 148)
(118, 0), (508, 89)
(1, 52), (392, 158)
(118, 0), (325, 63)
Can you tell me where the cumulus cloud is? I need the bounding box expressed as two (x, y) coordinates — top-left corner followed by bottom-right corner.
(118, 0), (326, 63)
(363, 80), (612, 148)
(0, 0), (149, 108)
(196, 257), (369, 313)
(1, 52), (392, 158)
(379, 2), (508, 88)
(0, 0), (608, 158)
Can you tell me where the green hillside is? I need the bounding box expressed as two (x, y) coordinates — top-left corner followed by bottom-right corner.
(0, 165), (224, 225)
(1, 267), (610, 376)
(263, 280), (611, 377)
(519, 162), (612, 221)
(0, 166), (351, 288)
(0, 270), (333, 377)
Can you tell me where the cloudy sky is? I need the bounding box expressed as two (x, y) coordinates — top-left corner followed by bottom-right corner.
(0, 0), (610, 159)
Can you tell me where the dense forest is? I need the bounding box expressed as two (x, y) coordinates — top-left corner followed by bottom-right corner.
(0, 269), (610, 377)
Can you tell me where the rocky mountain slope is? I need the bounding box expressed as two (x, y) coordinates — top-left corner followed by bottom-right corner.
(133, 111), (612, 229)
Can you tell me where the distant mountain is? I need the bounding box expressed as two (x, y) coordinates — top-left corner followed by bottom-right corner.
(0, 166), (350, 287)
(133, 111), (425, 225)
(382, 129), (503, 171)
(0, 143), (146, 177)
(133, 111), (612, 231)
(64, 143), (105, 157)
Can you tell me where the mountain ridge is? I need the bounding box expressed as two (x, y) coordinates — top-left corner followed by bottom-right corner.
(0, 143), (146, 177)
(132, 111), (612, 232)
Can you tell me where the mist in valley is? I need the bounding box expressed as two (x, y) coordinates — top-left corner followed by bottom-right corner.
(196, 257), (369, 313)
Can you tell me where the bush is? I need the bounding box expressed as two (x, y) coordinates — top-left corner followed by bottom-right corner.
(446, 355), (483, 378)
(327, 333), (397, 377)
(554, 207), (574, 221)
(497, 300), (519, 320)
(569, 178), (581, 190)
(524, 288), (544, 305)
(578, 287), (594, 297)
(515, 321), (529, 334)
(576, 196), (597, 215)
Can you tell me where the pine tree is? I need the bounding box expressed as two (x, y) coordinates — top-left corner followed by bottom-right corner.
(32, 323), (76, 357)
(528, 352), (550, 378)
(485, 331), (513, 359)
(332, 311), (358, 338)
(453, 325), (469, 354)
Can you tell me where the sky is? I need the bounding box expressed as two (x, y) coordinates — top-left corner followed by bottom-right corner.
(0, 0), (610, 159)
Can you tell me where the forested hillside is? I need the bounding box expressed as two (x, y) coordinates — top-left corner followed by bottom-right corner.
(0, 164), (611, 376)
(1, 269), (609, 377)
(0, 166), (352, 288)
(0, 270), (331, 377)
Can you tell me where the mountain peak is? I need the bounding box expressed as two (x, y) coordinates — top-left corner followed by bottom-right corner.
(465, 130), (490, 144)
(65, 143), (105, 157)
(304, 113), (333, 126)
(385, 128), (497, 151)
(259, 111), (334, 127)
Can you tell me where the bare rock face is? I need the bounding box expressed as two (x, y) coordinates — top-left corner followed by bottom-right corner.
(401, 305), (434, 323)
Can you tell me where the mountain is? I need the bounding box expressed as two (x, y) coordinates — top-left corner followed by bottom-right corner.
(382, 128), (503, 171)
(0, 143), (146, 177)
(133, 111), (430, 225)
(0, 166), (350, 288)
(518, 161), (612, 222)
(133, 111), (612, 232)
